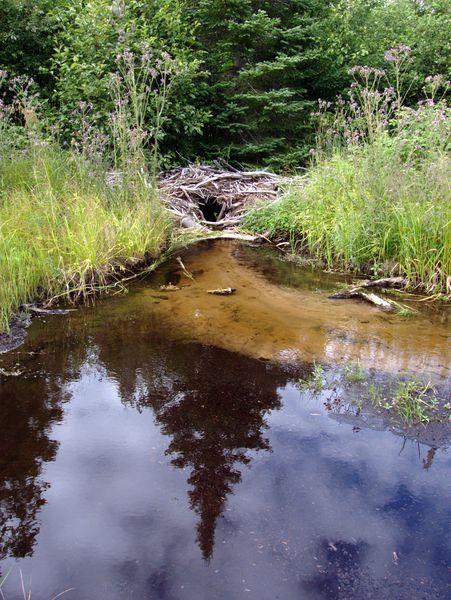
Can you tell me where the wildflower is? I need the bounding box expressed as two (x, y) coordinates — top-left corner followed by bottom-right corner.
(426, 74), (444, 86)
(111, 0), (125, 19)
(384, 45), (412, 63)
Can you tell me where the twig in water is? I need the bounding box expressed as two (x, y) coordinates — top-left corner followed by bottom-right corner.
(176, 256), (194, 280)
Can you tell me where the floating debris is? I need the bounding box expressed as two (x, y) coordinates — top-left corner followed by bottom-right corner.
(0, 367), (23, 377)
(207, 288), (237, 296)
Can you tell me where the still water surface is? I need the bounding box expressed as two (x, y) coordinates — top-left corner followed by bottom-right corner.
(0, 242), (450, 599)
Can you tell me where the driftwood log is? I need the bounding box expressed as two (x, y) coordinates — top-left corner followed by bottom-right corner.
(328, 277), (415, 312)
(329, 289), (395, 311)
(207, 288), (236, 296)
(158, 165), (289, 230)
(362, 277), (407, 289)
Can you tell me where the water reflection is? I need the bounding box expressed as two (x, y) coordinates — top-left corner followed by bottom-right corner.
(0, 360), (64, 559)
(92, 323), (286, 560)
(139, 347), (283, 560)
(0, 241), (450, 599)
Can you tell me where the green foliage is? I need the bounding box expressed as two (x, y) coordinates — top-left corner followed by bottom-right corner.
(380, 380), (438, 425)
(316, 0), (451, 102)
(185, 0), (330, 168)
(0, 78), (171, 333)
(1, 0), (449, 167)
(343, 360), (365, 384)
(0, 1), (56, 94)
(244, 64), (451, 292)
(50, 0), (209, 163)
(0, 145), (171, 333)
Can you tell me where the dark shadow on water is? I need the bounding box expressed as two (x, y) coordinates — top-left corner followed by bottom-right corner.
(143, 347), (283, 560)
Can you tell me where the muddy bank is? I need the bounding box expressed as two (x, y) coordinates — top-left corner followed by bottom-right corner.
(0, 313), (31, 354)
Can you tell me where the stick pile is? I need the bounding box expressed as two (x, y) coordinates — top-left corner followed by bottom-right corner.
(158, 165), (288, 230)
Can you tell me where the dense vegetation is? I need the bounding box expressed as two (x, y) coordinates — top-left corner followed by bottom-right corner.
(1, 0), (449, 167)
(0, 0), (449, 331)
(245, 64), (450, 292)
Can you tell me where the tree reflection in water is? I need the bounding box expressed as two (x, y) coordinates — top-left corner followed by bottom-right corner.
(0, 358), (65, 559)
(119, 343), (285, 560)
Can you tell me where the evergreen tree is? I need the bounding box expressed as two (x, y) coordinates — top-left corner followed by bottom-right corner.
(186, 0), (334, 169)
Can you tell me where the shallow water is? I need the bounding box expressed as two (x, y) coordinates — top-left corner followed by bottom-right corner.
(137, 242), (450, 377)
(0, 241), (450, 599)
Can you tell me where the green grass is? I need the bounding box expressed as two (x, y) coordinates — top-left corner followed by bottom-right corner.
(372, 380), (439, 425)
(365, 378), (444, 425)
(343, 360), (365, 384)
(0, 147), (171, 332)
(389, 380), (438, 425)
(244, 130), (450, 295)
(298, 361), (325, 392)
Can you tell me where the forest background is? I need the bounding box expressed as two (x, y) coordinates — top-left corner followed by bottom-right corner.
(1, 0), (449, 169)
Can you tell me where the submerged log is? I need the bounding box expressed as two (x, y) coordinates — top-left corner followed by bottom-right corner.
(359, 291), (395, 311)
(329, 289), (394, 311)
(207, 288), (237, 296)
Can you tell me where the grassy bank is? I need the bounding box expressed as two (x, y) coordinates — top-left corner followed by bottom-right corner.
(244, 147), (450, 293)
(244, 75), (450, 294)
(0, 147), (170, 332)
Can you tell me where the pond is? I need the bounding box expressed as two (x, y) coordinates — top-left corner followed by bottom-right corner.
(0, 241), (450, 599)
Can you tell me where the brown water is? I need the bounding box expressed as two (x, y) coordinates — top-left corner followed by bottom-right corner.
(0, 241), (450, 600)
(144, 242), (450, 378)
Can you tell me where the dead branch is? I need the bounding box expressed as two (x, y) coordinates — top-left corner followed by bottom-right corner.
(176, 257), (194, 280)
(207, 288), (236, 296)
(363, 277), (407, 289)
(22, 304), (76, 316)
(158, 165), (290, 231)
(329, 289), (395, 311)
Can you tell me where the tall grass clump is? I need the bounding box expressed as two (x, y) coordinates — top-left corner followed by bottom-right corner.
(0, 48), (180, 333)
(244, 48), (450, 294)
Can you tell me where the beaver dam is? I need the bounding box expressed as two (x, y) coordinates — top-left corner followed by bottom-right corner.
(0, 239), (450, 600)
(158, 165), (289, 230)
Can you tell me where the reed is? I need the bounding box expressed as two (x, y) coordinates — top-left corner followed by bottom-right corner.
(244, 61), (450, 293)
(0, 147), (170, 332)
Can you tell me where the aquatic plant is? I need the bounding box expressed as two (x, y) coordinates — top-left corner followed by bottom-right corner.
(298, 362), (325, 393)
(366, 379), (440, 425)
(389, 380), (438, 425)
(343, 360), (365, 384)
